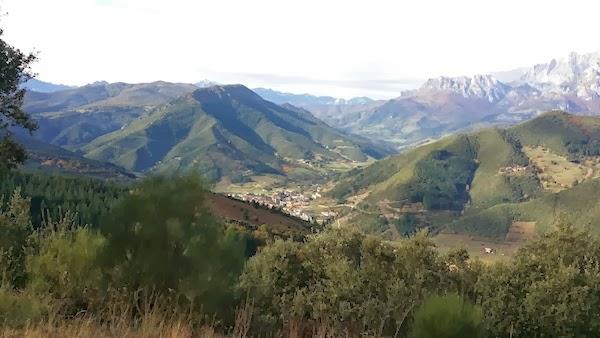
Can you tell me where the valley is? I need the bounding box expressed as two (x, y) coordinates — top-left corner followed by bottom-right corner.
(3, 1), (600, 335)
(17, 74), (600, 261)
(11, 51), (600, 263)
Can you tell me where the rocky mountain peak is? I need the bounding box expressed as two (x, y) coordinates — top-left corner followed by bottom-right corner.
(418, 74), (509, 103)
(520, 51), (600, 98)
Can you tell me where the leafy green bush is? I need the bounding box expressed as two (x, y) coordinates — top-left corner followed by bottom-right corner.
(239, 228), (463, 336)
(100, 175), (247, 315)
(410, 293), (485, 338)
(0, 288), (47, 327)
(0, 188), (33, 288)
(26, 216), (105, 314)
(477, 225), (600, 337)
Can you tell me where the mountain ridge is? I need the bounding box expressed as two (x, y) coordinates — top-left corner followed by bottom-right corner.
(81, 84), (389, 180)
(329, 111), (600, 240)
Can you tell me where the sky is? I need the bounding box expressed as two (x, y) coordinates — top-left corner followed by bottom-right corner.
(1, 0), (599, 99)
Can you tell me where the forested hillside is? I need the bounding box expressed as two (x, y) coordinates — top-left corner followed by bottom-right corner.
(330, 111), (600, 240)
(83, 85), (388, 179)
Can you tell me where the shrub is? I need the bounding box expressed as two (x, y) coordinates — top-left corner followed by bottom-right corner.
(0, 188), (33, 288)
(239, 228), (459, 336)
(26, 214), (105, 314)
(477, 225), (600, 337)
(99, 175), (247, 316)
(410, 293), (485, 338)
(0, 288), (47, 327)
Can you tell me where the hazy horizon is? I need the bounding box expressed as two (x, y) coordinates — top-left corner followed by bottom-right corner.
(2, 0), (599, 99)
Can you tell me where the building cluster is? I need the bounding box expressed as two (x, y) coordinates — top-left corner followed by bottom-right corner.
(499, 165), (529, 175)
(228, 190), (315, 222)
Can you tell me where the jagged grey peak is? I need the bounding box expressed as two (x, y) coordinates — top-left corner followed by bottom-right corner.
(520, 51), (600, 98)
(418, 74), (510, 103)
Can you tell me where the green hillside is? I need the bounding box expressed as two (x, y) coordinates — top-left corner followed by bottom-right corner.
(83, 85), (388, 180)
(330, 111), (600, 239)
(24, 81), (197, 149)
(15, 135), (136, 180)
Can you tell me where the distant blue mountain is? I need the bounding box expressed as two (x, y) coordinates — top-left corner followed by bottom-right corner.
(253, 88), (374, 107)
(21, 78), (75, 93)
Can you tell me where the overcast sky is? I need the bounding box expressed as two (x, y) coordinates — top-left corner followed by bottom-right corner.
(1, 0), (599, 99)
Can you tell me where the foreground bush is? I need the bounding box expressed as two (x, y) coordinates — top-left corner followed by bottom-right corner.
(0, 188), (33, 288)
(0, 288), (47, 327)
(100, 176), (248, 317)
(26, 214), (105, 314)
(410, 293), (485, 338)
(477, 225), (600, 337)
(239, 229), (470, 336)
(5, 174), (600, 337)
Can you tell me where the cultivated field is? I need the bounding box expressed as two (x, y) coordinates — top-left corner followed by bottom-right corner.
(524, 146), (600, 192)
(433, 221), (537, 263)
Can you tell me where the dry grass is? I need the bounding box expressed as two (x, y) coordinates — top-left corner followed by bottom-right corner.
(523, 146), (600, 192)
(0, 316), (200, 338)
(433, 221), (538, 263)
(0, 304), (359, 338)
(433, 233), (517, 264)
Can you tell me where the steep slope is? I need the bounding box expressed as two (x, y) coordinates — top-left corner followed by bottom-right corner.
(83, 85), (387, 180)
(14, 134), (135, 180)
(23, 81), (197, 148)
(330, 111), (600, 239)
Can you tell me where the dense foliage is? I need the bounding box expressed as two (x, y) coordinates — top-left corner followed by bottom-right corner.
(1, 174), (600, 337)
(100, 176), (248, 315)
(477, 225), (600, 337)
(0, 171), (126, 227)
(409, 149), (478, 210)
(0, 176), (249, 325)
(239, 229), (476, 336)
(0, 29), (37, 172)
(565, 139), (600, 160)
(410, 293), (485, 338)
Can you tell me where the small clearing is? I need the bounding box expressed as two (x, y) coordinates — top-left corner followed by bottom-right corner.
(433, 221), (537, 263)
(523, 146), (600, 192)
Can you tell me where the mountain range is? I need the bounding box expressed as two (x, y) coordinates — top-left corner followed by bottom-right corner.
(20, 82), (388, 181)
(81, 85), (389, 179)
(253, 87), (375, 107)
(21, 78), (75, 93)
(17, 50), (600, 182)
(299, 51), (600, 150)
(23, 81), (198, 148)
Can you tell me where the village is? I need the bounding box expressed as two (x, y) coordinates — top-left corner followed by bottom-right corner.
(227, 186), (338, 224)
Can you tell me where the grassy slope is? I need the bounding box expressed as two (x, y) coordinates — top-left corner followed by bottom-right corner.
(329, 137), (458, 201)
(332, 111), (600, 239)
(83, 86), (384, 179)
(449, 178), (600, 238)
(16, 135), (135, 180)
(468, 129), (540, 209)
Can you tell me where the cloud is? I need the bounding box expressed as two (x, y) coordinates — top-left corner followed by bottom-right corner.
(196, 70), (424, 99)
